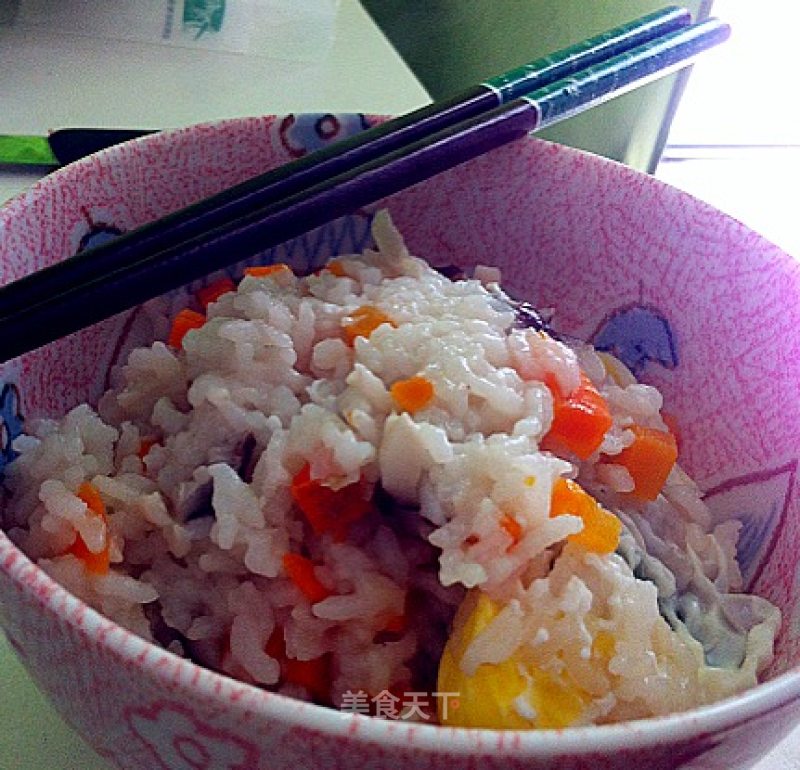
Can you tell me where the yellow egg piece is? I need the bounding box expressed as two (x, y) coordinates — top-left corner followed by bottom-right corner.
(526, 667), (590, 729)
(437, 590), (594, 730)
(592, 629), (617, 661)
(437, 591), (530, 729)
(550, 478), (621, 555)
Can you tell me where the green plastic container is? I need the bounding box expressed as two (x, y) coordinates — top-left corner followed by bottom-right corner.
(362, 0), (713, 171)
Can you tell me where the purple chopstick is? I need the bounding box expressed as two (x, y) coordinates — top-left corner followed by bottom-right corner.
(0, 17), (729, 362)
(0, 6), (691, 321)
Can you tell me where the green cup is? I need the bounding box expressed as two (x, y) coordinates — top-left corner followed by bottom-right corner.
(362, 0), (713, 171)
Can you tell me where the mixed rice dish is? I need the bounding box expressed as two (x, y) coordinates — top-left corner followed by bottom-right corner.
(1, 211), (780, 728)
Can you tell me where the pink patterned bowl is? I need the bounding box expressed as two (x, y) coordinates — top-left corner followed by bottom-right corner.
(1, 115), (800, 770)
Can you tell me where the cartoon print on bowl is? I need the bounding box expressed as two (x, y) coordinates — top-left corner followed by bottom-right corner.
(102, 212), (377, 376)
(790, 551), (800, 640)
(125, 701), (260, 770)
(73, 207), (124, 255)
(703, 460), (796, 589)
(59, 114), (377, 383)
(0, 383), (24, 473)
(249, 210), (375, 275)
(277, 113), (370, 158)
(591, 303), (678, 377)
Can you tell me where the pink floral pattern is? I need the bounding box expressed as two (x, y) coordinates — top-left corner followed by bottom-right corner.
(1, 116), (800, 769)
(125, 702), (259, 770)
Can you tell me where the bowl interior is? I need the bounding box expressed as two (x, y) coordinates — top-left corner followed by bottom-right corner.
(1, 113), (799, 703)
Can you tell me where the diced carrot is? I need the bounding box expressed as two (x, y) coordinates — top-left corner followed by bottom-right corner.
(68, 535), (108, 572)
(283, 653), (332, 701)
(541, 372), (612, 461)
(265, 626), (286, 660)
(77, 481), (105, 517)
(282, 552), (333, 604)
(550, 478), (621, 554)
(290, 464), (371, 541)
(168, 308), (205, 349)
(383, 613), (407, 634)
(196, 276), (236, 309)
(326, 259), (348, 277)
(264, 625), (331, 701)
(499, 513), (523, 545)
(610, 425), (678, 501)
(136, 437), (160, 460)
(390, 375), (434, 413)
(67, 482), (110, 574)
(341, 305), (395, 345)
(244, 263), (293, 278)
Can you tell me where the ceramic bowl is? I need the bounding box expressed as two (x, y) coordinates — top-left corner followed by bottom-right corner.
(1, 114), (799, 770)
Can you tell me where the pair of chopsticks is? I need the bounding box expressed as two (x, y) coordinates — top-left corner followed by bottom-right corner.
(0, 8), (729, 363)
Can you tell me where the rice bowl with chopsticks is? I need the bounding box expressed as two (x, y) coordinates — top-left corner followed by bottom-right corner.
(3, 105), (800, 768)
(1, 209), (779, 729)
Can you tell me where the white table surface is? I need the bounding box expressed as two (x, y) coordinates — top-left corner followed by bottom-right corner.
(0, 3), (797, 768)
(0, 0), (428, 205)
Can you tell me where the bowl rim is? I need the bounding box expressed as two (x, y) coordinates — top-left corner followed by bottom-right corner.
(3, 528), (800, 757)
(1, 115), (799, 758)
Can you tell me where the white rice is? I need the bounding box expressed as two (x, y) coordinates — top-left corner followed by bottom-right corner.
(1, 210), (779, 727)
